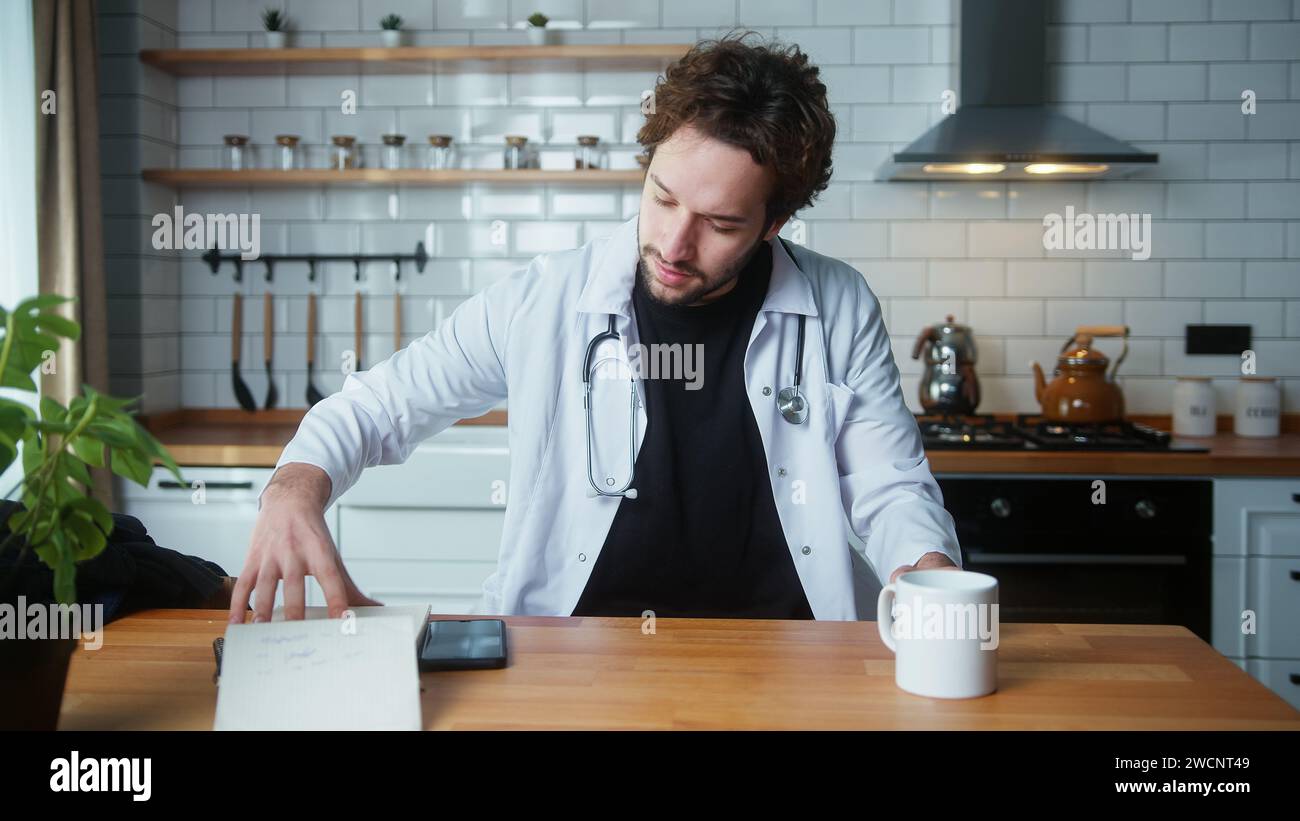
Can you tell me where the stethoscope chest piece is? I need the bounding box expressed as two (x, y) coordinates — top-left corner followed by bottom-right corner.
(776, 386), (808, 425)
(775, 304), (810, 425)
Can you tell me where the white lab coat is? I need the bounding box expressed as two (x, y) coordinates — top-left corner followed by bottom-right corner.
(270, 214), (961, 619)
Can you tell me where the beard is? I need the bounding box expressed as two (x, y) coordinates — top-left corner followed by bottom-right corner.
(635, 232), (768, 308)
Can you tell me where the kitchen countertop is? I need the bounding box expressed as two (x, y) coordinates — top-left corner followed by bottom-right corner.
(58, 609), (1300, 730)
(140, 408), (507, 469)
(141, 409), (1300, 476)
(927, 433), (1300, 476)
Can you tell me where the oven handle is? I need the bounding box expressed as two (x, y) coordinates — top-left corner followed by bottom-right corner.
(157, 480), (255, 491)
(965, 551), (1187, 567)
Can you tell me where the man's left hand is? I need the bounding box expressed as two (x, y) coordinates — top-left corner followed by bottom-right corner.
(889, 551), (959, 584)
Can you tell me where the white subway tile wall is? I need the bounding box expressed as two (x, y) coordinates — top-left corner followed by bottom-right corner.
(99, 0), (1299, 415)
(99, 4), (181, 412)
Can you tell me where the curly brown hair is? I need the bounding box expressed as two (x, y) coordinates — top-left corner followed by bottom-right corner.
(637, 30), (837, 232)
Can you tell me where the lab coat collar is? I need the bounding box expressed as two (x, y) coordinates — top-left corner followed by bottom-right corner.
(575, 215), (819, 320)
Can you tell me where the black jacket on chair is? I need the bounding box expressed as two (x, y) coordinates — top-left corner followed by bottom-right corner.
(0, 500), (227, 623)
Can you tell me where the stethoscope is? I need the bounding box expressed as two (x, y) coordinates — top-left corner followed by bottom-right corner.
(582, 237), (808, 499)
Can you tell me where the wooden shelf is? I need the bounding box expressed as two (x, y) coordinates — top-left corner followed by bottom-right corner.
(140, 168), (647, 188)
(139, 44), (690, 76)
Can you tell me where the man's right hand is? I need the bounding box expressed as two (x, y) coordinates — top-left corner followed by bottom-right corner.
(228, 463), (381, 624)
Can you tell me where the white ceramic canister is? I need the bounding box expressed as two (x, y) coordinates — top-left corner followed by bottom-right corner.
(1234, 376), (1281, 438)
(1173, 376), (1216, 437)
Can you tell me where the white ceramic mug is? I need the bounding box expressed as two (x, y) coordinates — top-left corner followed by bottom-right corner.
(877, 569), (999, 699)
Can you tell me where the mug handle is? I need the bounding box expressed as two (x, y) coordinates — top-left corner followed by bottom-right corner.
(877, 583), (897, 653)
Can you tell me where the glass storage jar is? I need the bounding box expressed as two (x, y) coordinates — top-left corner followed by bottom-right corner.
(222, 134), (250, 170)
(503, 135), (528, 169)
(574, 135), (603, 170)
(330, 135), (357, 170)
(427, 134), (454, 170)
(381, 134), (406, 170)
(274, 134), (300, 171)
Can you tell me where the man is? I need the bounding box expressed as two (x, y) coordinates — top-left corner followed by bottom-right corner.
(230, 32), (960, 625)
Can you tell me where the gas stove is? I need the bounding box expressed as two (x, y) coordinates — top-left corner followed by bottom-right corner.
(916, 414), (1209, 452)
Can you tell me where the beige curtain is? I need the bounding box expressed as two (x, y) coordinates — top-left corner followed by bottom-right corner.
(32, 0), (114, 508)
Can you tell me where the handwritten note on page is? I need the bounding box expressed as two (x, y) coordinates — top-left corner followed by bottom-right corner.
(214, 615), (421, 731)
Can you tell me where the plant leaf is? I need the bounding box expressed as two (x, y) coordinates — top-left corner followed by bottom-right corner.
(33, 311), (80, 341)
(0, 432), (15, 476)
(71, 433), (105, 467)
(13, 294), (73, 315)
(86, 419), (137, 448)
(39, 395), (67, 424)
(109, 445), (153, 486)
(66, 496), (113, 537)
(135, 423), (182, 482)
(0, 360), (37, 392)
(65, 512), (107, 562)
(61, 451), (92, 487)
(21, 427), (43, 476)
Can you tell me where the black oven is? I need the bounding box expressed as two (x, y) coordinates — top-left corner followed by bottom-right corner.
(937, 477), (1212, 642)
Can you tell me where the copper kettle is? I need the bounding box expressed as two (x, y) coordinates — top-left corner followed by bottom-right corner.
(1031, 325), (1128, 423)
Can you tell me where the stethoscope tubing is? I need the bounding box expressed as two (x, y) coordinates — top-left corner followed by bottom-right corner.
(584, 237), (811, 498)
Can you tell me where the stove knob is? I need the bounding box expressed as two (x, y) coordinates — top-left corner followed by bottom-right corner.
(1135, 499), (1157, 520)
(990, 497), (1011, 519)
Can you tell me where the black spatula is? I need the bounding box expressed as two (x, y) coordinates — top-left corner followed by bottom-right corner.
(263, 291), (278, 410)
(306, 292), (324, 406)
(231, 292), (257, 412)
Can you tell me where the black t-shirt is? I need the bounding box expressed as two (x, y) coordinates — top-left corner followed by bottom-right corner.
(571, 241), (815, 619)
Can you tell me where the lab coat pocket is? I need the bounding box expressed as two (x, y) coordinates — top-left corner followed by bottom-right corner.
(823, 381), (854, 443)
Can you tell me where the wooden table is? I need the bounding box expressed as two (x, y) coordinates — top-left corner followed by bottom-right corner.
(58, 610), (1300, 730)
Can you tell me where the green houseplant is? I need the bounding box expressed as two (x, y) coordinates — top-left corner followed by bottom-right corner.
(379, 13), (404, 47)
(261, 7), (288, 48)
(526, 12), (551, 45)
(0, 295), (182, 729)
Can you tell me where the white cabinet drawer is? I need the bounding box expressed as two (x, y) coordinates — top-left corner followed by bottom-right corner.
(1214, 478), (1300, 556)
(116, 466), (326, 610)
(1244, 659), (1300, 713)
(1248, 512), (1300, 557)
(345, 558), (497, 615)
(1245, 557), (1300, 658)
(338, 508), (504, 562)
(342, 427), (509, 508)
(116, 467), (275, 576)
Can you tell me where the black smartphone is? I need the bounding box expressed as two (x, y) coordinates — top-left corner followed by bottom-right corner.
(418, 619), (508, 672)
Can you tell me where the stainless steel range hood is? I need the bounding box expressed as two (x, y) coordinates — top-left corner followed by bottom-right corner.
(878, 0), (1158, 181)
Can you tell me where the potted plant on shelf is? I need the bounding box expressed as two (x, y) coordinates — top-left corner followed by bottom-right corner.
(379, 14), (404, 47)
(261, 7), (288, 48)
(0, 295), (183, 730)
(526, 12), (551, 46)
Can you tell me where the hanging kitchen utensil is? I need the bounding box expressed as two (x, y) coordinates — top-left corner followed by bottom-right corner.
(230, 292), (257, 412)
(1031, 325), (1129, 423)
(394, 293), (402, 353)
(392, 259), (402, 353)
(306, 292), (324, 406)
(354, 289), (364, 371)
(263, 291), (278, 409)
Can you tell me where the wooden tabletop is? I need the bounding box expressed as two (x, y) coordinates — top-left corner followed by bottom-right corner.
(58, 609), (1300, 730)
